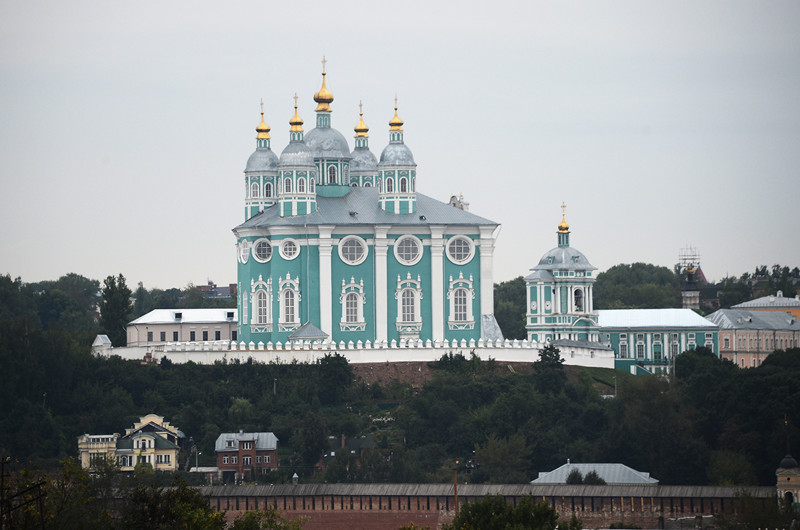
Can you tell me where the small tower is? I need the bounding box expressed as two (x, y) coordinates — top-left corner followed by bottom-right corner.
(777, 416), (800, 507)
(378, 98), (417, 214)
(350, 102), (378, 187)
(244, 101), (279, 220)
(277, 95), (317, 217)
(557, 202), (570, 247)
(679, 247), (701, 310)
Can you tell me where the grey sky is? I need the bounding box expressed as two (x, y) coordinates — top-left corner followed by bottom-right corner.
(2, 1), (798, 289)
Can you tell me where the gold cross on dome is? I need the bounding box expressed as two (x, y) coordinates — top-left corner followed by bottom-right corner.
(293, 93), (298, 108)
(561, 202), (567, 218)
(359, 100), (363, 115)
(260, 99), (264, 114)
(321, 55), (327, 73)
(394, 94), (398, 108)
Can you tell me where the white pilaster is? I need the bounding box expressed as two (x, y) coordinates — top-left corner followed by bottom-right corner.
(318, 226), (334, 337)
(374, 226), (390, 342)
(479, 226), (497, 318)
(429, 226), (445, 341)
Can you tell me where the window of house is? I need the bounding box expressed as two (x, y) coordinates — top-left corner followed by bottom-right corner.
(243, 456), (252, 465)
(339, 236), (368, 265)
(446, 236), (474, 264)
(190, 331), (196, 341)
(215, 330), (221, 340)
(453, 288), (468, 321)
(226, 440), (234, 448)
(401, 289), (416, 322)
(574, 289), (583, 312)
(239, 240), (250, 264)
(147, 331), (153, 342)
(400, 177), (407, 192)
(223, 456), (229, 464)
(265, 455), (271, 463)
(173, 331), (178, 341)
(253, 239), (272, 263)
(202, 331), (208, 341)
(283, 291), (295, 323)
(160, 331), (166, 341)
(232, 330), (238, 341)
(386, 178), (394, 192)
(256, 290), (269, 324)
(256, 456), (261, 463)
(723, 336), (730, 348)
(345, 293), (359, 323)
(280, 239), (299, 260)
(636, 343), (645, 359)
(394, 235), (422, 265)
(232, 456), (237, 464)
(242, 442), (252, 450)
(619, 342), (628, 359)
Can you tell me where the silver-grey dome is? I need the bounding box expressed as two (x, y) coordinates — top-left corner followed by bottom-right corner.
(379, 142), (416, 166)
(244, 147), (279, 173)
(279, 141), (315, 167)
(305, 127), (352, 160)
(350, 146), (378, 172)
(532, 246), (597, 271)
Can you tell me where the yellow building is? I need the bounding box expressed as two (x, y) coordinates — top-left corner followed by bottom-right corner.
(77, 414), (183, 472)
(776, 453), (799, 507)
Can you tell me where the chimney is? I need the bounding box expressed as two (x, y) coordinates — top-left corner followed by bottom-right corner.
(341, 434), (346, 448)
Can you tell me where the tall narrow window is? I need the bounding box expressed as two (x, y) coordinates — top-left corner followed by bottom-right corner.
(340, 277), (366, 331)
(297, 177), (306, 193)
(401, 290), (415, 322)
(447, 272), (475, 330)
(284, 177), (292, 193)
(284, 290), (295, 323)
(345, 293), (358, 323)
(265, 182), (273, 197)
(574, 289), (584, 312)
(386, 178), (394, 192)
(453, 289), (467, 321)
(250, 182), (260, 198)
(400, 177), (407, 192)
(256, 291), (268, 324)
(328, 166), (337, 183)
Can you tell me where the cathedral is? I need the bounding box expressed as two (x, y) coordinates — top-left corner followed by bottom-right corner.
(233, 64), (501, 347)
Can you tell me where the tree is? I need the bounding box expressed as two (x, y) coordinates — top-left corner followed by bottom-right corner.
(594, 263), (681, 309)
(474, 434), (532, 483)
(534, 345), (566, 395)
(565, 468), (583, 484)
(493, 276), (527, 339)
(230, 508), (305, 529)
(444, 494), (564, 530)
(120, 476), (225, 529)
(99, 274), (132, 346)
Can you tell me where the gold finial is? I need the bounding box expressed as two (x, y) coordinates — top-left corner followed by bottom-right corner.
(558, 202), (570, 232)
(314, 56), (333, 112)
(354, 100), (369, 137)
(256, 98), (271, 139)
(290, 93), (303, 132)
(389, 95), (404, 131)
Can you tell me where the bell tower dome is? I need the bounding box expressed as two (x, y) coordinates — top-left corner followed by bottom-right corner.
(378, 98), (417, 214)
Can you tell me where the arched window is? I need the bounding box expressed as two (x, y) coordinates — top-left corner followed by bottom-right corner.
(256, 291), (268, 324)
(284, 177), (292, 193)
(328, 166), (337, 183)
(309, 179), (315, 192)
(453, 288), (468, 321)
(400, 177), (407, 192)
(264, 182), (273, 197)
(250, 182), (260, 198)
(283, 290), (295, 324)
(401, 289), (416, 322)
(386, 178), (394, 192)
(574, 289), (584, 312)
(297, 177), (306, 193)
(364, 182), (371, 187)
(345, 293), (359, 323)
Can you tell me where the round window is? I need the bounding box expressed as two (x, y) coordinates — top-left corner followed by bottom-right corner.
(446, 236), (474, 264)
(238, 240), (250, 264)
(280, 239), (300, 260)
(252, 239), (272, 263)
(394, 235), (423, 266)
(339, 236), (368, 266)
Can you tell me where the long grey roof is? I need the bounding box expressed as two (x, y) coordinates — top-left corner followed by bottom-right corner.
(215, 432), (278, 452)
(705, 309), (800, 331)
(532, 462), (658, 485)
(198, 483), (774, 499)
(732, 291), (800, 309)
(129, 308), (236, 326)
(234, 188), (498, 231)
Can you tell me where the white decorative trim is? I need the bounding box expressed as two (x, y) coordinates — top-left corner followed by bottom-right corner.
(339, 277), (367, 331)
(447, 272), (475, 330)
(238, 239), (250, 264)
(445, 235), (475, 265)
(250, 275), (273, 331)
(395, 273), (422, 338)
(252, 238), (273, 263)
(393, 235), (423, 266)
(279, 238), (300, 261)
(338, 235), (368, 266)
(278, 273), (300, 330)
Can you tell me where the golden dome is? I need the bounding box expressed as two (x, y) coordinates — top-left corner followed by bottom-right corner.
(354, 101), (369, 137)
(256, 99), (271, 139)
(290, 94), (304, 132)
(313, 58), (334, 112)
(389, 98), (404, 131)
(558, 202), (570, 232)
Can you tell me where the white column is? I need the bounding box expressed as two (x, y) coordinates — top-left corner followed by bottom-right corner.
(318, 226), (334, 337)
(479, 226), (497, 315)
(374, 226), (390, 342)
(429, 226), (445, 342)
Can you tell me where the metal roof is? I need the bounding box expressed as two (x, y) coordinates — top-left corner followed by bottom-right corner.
(288, 321), (328, 340)
(198, 483), (774, 499)
(597, 309), (718, 329)
(532, 462), (657, 485)
(215, 432), (278, 452)
(532, 246), (597, 272)
(732, 291), (800, 309)
(705, 309), (800, 331)
(234, 188), (498, 232)
(128, 308), (236, 326)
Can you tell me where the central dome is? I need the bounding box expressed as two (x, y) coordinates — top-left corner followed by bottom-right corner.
(305, 127), (352, 160)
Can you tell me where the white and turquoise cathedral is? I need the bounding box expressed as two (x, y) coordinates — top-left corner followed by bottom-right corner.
(232, 64), (605, 349)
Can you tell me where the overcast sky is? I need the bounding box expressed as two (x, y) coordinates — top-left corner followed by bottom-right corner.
(2, 1), (798, 290)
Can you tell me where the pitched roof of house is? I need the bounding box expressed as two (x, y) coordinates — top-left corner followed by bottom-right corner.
(215, 432), (278, 452)
(705, 309), (800, 331)
(129, 308), (237, 326)
(597, 308), (717, 329)
(732, 291), (800, 310)
(532, 462), (658, 485)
